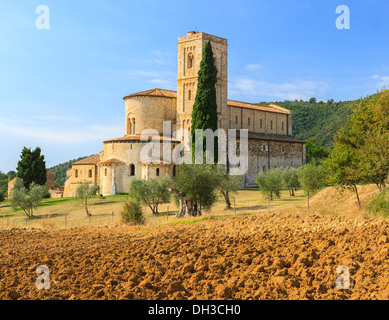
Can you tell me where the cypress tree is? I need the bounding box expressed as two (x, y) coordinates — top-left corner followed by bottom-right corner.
(191, 40), (219, 163)
(16, 147), (47, 189)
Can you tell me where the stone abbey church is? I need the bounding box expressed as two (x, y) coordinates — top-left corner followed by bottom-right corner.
(64, 31), (305, 197)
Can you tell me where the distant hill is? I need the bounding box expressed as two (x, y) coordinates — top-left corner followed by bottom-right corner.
(48, 156), (91, 186)
(258, 99), (357, 147)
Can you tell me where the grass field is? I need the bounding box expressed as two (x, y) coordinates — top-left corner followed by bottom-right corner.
(0, 189), (308, 230)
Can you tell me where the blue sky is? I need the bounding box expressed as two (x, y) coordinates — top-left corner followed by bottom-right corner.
(0, 0), (388, 172)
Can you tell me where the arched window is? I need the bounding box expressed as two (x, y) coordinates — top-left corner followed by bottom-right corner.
(104, 168), (107, 176)
(75, 169), (78, 178)
(130, 164), (135, 176)
(188, 89), (191, 101)
(132, 119), (135, 134)
(156, 168), (160, 176)
(187, 53), (193, 69)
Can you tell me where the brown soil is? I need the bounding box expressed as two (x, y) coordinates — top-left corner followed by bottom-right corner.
(1, 209), (389, 300)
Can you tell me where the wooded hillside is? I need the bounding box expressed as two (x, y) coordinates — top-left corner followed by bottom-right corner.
(259, 99), (356, 146)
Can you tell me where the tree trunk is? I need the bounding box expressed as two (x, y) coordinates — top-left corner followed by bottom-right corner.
(169, 188), (187, 218)
(221, 190), (232, 209)
(169, 188), (202, 218)
(353, 184), (362, 210)
(148, 204), (159, 215)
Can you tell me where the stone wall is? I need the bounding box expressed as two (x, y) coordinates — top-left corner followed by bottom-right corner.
(100, 139), (180, 195)
(124, 96), (176, 136)
(240, 138), (306, 186)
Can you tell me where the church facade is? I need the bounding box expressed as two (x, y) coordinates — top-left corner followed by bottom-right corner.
(64, 31), (305, 197)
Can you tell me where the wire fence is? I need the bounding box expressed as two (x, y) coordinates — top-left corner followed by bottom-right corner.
(0, 212), (120, 230)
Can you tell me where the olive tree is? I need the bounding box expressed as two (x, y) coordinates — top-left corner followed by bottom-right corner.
(217, 166), (242, 209)
(282, 167), (300, 196)
(11, 178), (48, 218)
(75, 181), (100, 217)
(169, 163), (221, 217)
(128, 176), (171, 215)
(255, 168), (283, 201)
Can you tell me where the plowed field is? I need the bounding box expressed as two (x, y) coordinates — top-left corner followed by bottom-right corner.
(1, 211), (389, 300)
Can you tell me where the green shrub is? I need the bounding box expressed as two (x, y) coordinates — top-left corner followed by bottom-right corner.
(255, 168), (283, 200)
(121, 199), (145, 225)
(367, 188), (389, 217)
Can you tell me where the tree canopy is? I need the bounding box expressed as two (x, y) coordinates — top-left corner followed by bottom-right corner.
(324, 88), (389, 208)
(171, 163), (221, 217)
(128, 176), (171, 215)
(16, 147), (47, 189)
(10, 178), (48, 217)
(256, 168), (283, 200)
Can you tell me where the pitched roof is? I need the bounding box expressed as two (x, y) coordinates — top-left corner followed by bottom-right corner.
(123, 88), (177, 100)
(72, 154), (101, 165)
(247, 131), (305, 143)
(227, 100), (291, 115)
(103, 135), (182, 144)
(123, 88), (290, 114)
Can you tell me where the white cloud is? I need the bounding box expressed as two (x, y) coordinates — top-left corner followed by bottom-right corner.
(245, 64), (263, 71)
(144, 50), (175, 65)
(0, 116), (122, 145)
(229, 77), (329, 101)
(370, 74), (389, 88)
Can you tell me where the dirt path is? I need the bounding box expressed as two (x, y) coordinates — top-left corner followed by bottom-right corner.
(1, 211), (389, 300)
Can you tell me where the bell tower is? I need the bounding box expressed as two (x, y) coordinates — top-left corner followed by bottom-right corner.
(177, 31), (229, 135)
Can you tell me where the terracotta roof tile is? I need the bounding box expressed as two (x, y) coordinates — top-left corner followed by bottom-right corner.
(227, 100), (291, 114)
(123, 88), (177, 100)
(72, 154), (101, 165)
